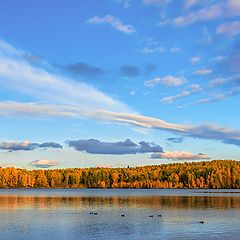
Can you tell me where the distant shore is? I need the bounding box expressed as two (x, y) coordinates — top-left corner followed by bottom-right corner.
(0, 160), (239, 189)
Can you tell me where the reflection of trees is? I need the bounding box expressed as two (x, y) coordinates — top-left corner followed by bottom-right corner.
(0, 196), (240, 210)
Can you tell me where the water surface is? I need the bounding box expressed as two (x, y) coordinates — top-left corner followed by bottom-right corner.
(0, 189), (240, 240)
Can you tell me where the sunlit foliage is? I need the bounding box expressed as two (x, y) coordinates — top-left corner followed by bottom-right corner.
(0, 160), (240, 188)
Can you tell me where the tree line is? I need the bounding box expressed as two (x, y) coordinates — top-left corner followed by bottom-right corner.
(0, 160), (240, 189)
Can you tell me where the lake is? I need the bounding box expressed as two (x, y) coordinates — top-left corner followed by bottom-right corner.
(0, 189), (240, 240)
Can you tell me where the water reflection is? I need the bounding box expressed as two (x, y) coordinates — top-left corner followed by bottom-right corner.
(0, 195), (240, 210)
(1, 190), (240, 240)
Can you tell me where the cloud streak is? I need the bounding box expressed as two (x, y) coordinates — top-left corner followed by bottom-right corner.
(151, 151), (210, 160)
(30, 159), (58, 168)
(1, 101), (240, 147)
(194, 68), (213, 75)
(145, 75), (187, 87)
(217, 21), (240, 36)
(160, 84), (202, 104)
(87, 15), (135, 33)
(162, 0), (240, 27)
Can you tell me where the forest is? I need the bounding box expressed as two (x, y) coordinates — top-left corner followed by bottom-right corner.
(0, 160), (240, 189)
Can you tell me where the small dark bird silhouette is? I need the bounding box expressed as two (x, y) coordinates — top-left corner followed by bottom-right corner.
(93, 212), (97, 215)
(158, 214), (162, 217)
(89, 212), (93, 215)
(149, 215), (154, 218)
(199, 221), (204, 224)
(121, 214), (125, 217)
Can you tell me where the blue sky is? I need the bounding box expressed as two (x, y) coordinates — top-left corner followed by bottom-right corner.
(0, 0), (239, 168)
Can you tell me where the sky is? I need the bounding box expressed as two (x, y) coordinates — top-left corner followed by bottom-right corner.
(0, 0), (239, 169)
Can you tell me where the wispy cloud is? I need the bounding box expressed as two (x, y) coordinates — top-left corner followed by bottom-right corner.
(115, 0), (131, 8)
(213, 56), (226, 62)
(196, 86), (240, 104)
(67, 139), (163, 154)
(198, 27), (213, 45)
(162, 2), (222, 26)
(142, 46), (165, 54)
(1, 101), (240, 147)
(145, 75), (187, 87)
(161, 90), (191, 104)
(0, 40), (131, 114)
(143, 0), (170, 6)
(208, 77), (228, 87)
(1, 40), (240, 148)
(30, 159), (59, 168)
(191, 56), (201, 64)
(160, 84), (202, 104)
(151, 151), (210, 160)
(216, 21), (240, 36)
(183, 0), (201, 9)
(196, 94), (226, 104)
(161, 0), (240, 27)
(86, 15), (135, 33)
(194, 68), (212, 75)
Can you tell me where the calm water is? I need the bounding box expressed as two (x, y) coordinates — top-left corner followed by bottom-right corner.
(0, 189), (240, 240)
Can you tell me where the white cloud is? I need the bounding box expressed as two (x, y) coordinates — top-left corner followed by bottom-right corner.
(1, 40), (240, 148)
(30, 159), (58, 168)
(208, 77), (228, 87)
(164, 3), (222, 26)
(0, 40), (131, 115)
(144, 75), (187, 87)
(86, 15), (135, 33)
(0, 101), (188, 132)
(196, 94), (226, 104)
(213, 55), (226, 62)
(162, 0), (240, 27)
(151, 151), (210, 160)
(142, 46), (165, 54)
(189, 84), (202, 92)
(191, 56), (201, 64)
(1, 101), (240, 147)
(194, 68), (212, 75)
(161, 90), (191, 104)
(216, 21), (240, 36)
